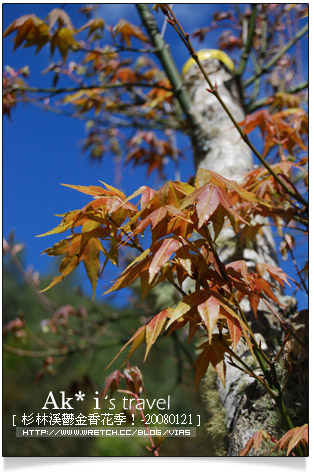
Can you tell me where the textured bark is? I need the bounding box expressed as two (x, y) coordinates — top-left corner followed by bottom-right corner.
(183, 58), (252, 180)
(183, 58), (306, 456)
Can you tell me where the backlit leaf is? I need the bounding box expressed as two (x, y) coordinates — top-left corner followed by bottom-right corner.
(149, 237), (182, 283)
(115, 19), (148, 47)
(272, 424), (308, 456)
(106, 325), (146, 370)
(197, 295), (220, 345)
(144, 309), (171, 360)
(256, 263), (291, 288)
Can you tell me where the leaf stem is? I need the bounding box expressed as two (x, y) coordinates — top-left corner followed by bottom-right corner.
(3, 344), (68, 358)
(118, 389), (159, 456)
(203, 226), (272, 367)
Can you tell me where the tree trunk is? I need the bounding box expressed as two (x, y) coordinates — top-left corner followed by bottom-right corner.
(183, 57), (307, 456)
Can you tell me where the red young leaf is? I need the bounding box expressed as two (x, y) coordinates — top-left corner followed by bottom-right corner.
(226, 314), (242, 349)
(194, 335), (229, 388)
(101, 370), (123, 398)
(256, 263), (291, 288)
(195, 185), (220, 228)
(149, 237), (182, 283)
(106, 325), (146, 370)
(144, 309), (171, 360)
(272, 424), (308, 456)
(240, 430), (271, 456)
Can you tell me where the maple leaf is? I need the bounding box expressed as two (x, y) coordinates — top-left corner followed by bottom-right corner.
(197, 295), (220, 345)
(256, 263), (291, 288)
(114, 19), (148, 47)
(239, 108), (308, 157)
(166, 290), (207, 329)
(240, 430), (271, 456)
(106, 308), (173, 369)
(40, 235), (81, 292)
(46, 8), (74, 32)
(125, 204), (191, 245)
(225, 313), (243, 349)
(149, 237), (182, 283)
(105, 250), (151, 294)
(77, 18), (105, 37)
(60, 182), (113, 197)
(81, 222), (103, 298)
(50, 27), (80, 62)
(123, 365), (145, 395)
(196, 168), (270, 207)
(194, 335), (231, 388)
(40, 223), (105, 298)
(144, 309), (171, 360)
(272, 424), (308, 456)
(100, 370), (123, 398)
(3, 14), (50, 53)
(239, 109), (272, 136)
(145, 80), (173, 108)
(106, 325), (146, 370)
(36, 209), (82, 237)
(181, 181), (249, 230)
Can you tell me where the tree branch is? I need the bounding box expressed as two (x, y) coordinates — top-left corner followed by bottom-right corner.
(136, 4), (208, 162)
(9, 82), (173, 96)
(247, 80), (308, 112)
(3, 344), (68, 358)
(244, 23), (308, 87)
(236, 4), (257, 77)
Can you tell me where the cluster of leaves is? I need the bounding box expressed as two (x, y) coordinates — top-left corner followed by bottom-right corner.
(3, 7), (178, 178)
(38, 168), (293, 388)
(125, 131), (179, 177)
(101, 364), (144, 398)
(3, 8), (104, 60)
(3, 65), (30, 118)
(239, 107), (308, 158)
(240, 424), (308, 456)
(240, 158), (307, 228)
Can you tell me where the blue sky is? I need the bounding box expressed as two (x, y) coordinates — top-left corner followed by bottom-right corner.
(3, 4), (308, 309)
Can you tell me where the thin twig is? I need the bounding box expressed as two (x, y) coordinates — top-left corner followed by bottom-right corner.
(247, 79), (308, 111)
(9, 82), (173, 96)
(3, 344), (68, 358)
(244, 23), (308, 87)
(236, 4), (257, 76)
(283, 236), (308, 294)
